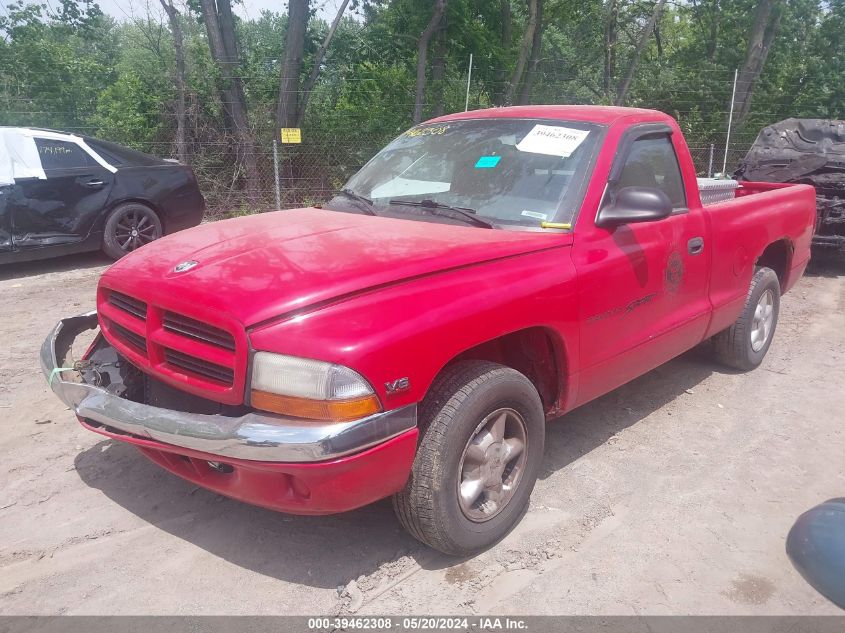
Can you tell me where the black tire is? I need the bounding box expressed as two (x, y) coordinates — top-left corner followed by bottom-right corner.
(102, 203), (163, 259)
(393, 361), (545, 556)
(712, 266), (781, 371)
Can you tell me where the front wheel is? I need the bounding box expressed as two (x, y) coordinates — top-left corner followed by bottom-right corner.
(102, 203), (162, 259)
(712, 266), (781, 371)
(393, 361), (545, 556)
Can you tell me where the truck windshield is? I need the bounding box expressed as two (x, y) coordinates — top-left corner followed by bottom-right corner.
(334, 118), (601, 228)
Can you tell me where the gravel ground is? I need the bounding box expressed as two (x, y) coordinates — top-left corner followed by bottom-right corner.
(1, 251), (843, 615)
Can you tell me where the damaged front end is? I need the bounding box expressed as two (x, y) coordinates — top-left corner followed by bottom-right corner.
(41, 313), (418, 514)
(735, 118), (845, 250)
(41, 313), (417, 463)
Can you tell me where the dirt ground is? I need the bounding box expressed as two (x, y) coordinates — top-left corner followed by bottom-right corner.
(1, 251), (844, 616)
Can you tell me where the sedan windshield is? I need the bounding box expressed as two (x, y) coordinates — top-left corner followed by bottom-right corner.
(332, 118), (601, 228)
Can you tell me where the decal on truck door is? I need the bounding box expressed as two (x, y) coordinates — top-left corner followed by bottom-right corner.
(586, 293), (657, 323)
(664, 251), (685, 295)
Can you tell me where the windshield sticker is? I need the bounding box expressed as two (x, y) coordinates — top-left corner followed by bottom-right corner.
(475, 155), (502, 169)
(516, 125), (590, 157)
(403, 125), (450, 138)
(521, 210), (548, 220)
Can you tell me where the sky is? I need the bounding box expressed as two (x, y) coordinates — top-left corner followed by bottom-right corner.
(93, 0), (357, 23)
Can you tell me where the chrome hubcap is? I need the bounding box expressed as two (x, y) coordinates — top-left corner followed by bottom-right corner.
(458, 408), (528, 522)
(751, 289), (775, 352)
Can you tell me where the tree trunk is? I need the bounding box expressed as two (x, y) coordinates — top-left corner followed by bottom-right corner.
(706, 0), (720, 60)
(217, 0), (239, 63)
(276, 0), (309, 131)
(603, 0), (618, 101)
(492, 0), (512, 106)
(733, 0), (783, 128)
(160, 0), (188, 164)
(506, 0), (538, 105)
(614, 0), (666, 106)
(295, 0), (349, 127)
(517, 0), (543, 105)
(199, 0), (231, 131)
(431, 18), (448, 117)
(413, 0), (447, 124)
(199, 0), (261, 202)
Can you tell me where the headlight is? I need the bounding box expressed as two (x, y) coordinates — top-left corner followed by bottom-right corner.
(250, 352), (381, 421)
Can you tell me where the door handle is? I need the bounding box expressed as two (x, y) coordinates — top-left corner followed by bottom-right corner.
(84, 180), (105, 188)
(688, 236), (704, 255)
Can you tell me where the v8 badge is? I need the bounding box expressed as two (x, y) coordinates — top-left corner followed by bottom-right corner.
(385, 377), (410, 395)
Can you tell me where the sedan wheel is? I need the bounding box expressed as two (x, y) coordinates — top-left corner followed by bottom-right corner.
(103, 203), (163, 259)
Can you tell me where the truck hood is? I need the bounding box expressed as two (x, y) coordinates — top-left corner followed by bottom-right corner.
(101, 207), (569, 327)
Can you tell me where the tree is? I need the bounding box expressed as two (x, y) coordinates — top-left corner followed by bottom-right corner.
(506, 0), (539, 105)
(276, 0), (309, 132)
(517, 0), (544, 105)
(733, 0), (784, 128)
(615, 0), (667, 106)
(198, 0), (261, 201)
(296, 0), (350, 126)
(159, 0), (188, 163)
(413, 0), (447, 123)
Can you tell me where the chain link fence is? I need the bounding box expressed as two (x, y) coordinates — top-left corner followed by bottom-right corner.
(157, 129), (394, 220)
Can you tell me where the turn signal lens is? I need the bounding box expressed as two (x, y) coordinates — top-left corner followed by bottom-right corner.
(250, 390), (381, 421)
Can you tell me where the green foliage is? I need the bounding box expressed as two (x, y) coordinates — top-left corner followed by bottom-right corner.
(0, 0), (118, 131)
(1, 0), (843, 212)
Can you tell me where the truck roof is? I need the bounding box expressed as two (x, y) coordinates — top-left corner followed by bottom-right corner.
(428, 105), (671, 127)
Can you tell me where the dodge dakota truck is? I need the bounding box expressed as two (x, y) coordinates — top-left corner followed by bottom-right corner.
(42, 106), (816, 555)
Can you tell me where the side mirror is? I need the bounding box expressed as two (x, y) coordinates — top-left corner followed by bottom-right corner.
(596, 186), (673, 228)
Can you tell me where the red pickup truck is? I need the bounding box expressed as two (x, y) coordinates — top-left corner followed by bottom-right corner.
(42, 106), (816, 555)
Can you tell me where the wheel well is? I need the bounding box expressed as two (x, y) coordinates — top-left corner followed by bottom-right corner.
(446, 327), (564, 414)
(756, 239), (792, 291)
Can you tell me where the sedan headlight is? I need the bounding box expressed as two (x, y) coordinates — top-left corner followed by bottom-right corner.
(250, 352), (381, 421)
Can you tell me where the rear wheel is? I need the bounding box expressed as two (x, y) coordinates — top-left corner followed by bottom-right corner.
(712, 266), (781, 371)
(393, 361), (545, 556)
(102, 203), (162, 259)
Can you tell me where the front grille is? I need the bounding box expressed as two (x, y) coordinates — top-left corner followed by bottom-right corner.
(111, 321), (147, 354)
(109, 291), (147, 320)
(163, 312), (235, 351)
(100, 289), (242, 402)
(164, 348), (234, 385)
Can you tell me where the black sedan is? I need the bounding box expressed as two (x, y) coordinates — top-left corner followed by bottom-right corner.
(1, 128), (204, 263)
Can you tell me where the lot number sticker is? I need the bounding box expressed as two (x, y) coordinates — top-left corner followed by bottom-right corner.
(516, 124), (589, 157)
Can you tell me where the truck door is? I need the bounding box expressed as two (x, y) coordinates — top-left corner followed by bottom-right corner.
(9, 137), (114, 249)
(572, 124), (710, 405)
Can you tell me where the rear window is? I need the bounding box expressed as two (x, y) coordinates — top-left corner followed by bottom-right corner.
(85, 138), (166, 167)
(34, 138), (98, 170)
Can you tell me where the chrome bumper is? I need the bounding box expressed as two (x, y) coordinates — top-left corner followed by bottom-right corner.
(41, 312), (416, 463)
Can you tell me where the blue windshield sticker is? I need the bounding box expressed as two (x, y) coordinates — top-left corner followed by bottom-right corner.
(475, 155), (501, 169)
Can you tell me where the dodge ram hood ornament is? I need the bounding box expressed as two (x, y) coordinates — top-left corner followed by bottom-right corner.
(173, 260), (198, 273)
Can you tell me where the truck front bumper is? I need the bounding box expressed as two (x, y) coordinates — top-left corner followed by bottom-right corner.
(41, 312), (418, 514)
